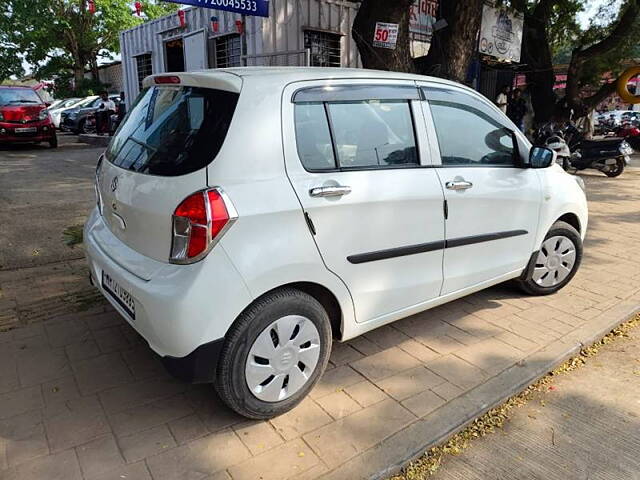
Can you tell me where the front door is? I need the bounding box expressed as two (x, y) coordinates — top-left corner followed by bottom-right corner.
(420, 85), (541, 295)
(283, 81), (445, 323)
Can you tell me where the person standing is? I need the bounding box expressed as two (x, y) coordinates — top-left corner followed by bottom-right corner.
(507, 88), (527, 131)
(114, 91), (127, 132)
(496, 85), (511, 114)
(96, 91), (116, 136)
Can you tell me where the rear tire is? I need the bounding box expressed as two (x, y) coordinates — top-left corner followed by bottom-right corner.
(215, 288), (332, 419)
(602, 157), (625, 177)
(518, 221), (582, 296)
(49, 135), (58, 149)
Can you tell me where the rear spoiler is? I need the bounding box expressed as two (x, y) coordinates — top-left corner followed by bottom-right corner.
(142, 72), (242, 94)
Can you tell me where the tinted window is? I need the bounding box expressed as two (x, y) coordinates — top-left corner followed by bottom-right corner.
(328, 101), (417, 168)
(295, 103), (335, 170)
(429, 101), (515, 166)
(105, 86), (238, 176)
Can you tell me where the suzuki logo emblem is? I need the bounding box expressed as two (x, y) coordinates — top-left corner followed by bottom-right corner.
(110, 176), (119, 192)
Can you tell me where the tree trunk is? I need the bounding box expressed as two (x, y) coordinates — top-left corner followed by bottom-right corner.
(90, 57), (99, 81)
(72, 62), (85, 92)
(520, 6), (556, 123)
(415, 0), (484, 83)
(351, 0), (416, 73)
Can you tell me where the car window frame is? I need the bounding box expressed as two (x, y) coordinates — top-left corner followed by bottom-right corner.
(420, 85), (528, 168)
(428, 99), (520, 168)
(292, 84), (425, 173)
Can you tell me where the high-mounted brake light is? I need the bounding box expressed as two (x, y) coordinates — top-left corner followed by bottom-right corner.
(155, 76), (181, 84)
(170, 188), (238, 264)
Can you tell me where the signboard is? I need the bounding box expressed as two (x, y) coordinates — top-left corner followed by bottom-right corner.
(373, 22), (399, 49)
(478, 5), (523, 62)
(410, 0), (438, 38)
(161, 0), (269, 18)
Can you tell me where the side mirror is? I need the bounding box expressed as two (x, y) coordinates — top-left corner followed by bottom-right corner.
(529, 146), (556, 169)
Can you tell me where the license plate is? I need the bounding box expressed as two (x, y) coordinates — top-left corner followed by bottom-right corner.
(102, 270), (136, 319)
(15, 127), (37, 133)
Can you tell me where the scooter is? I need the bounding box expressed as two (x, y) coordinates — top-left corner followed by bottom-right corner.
(533, 123), (572, 170)
(564, 124), (633, 177)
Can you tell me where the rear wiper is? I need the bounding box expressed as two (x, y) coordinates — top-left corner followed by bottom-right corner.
(9, 100), (38, 103)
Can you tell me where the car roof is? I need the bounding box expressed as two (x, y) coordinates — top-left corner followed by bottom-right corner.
(0, 85), (35, 90)
(145, 67), (474, 96)
(223, 67), (466, 89)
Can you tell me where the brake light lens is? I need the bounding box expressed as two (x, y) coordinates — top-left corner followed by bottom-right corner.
(155, 76), (181, 84)
(170, 188), (237, 264)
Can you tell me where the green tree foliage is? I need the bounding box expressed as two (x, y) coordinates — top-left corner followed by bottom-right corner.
(509, 0), (640, 120)
(0, 0), (177, 86)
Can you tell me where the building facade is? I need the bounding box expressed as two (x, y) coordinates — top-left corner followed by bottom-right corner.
(119, 0), (361, 104)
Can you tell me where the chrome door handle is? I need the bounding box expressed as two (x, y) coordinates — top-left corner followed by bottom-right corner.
(445, 180), (473, 191)
(309, 185), (352, 198)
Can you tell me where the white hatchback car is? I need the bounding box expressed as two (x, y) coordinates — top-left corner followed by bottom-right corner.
(85, 68), (588, 419)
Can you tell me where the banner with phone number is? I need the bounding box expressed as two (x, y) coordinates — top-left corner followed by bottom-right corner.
(161, 0), (269, 18)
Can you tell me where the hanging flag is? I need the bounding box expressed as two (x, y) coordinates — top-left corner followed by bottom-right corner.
(178, 9), (186, 27)
(235, 19), (244, 34)
(160, 0), (269, 18)
(134, 1), (143, 16)
(87, 0), (96, 14)
(211, 16), (219, 33)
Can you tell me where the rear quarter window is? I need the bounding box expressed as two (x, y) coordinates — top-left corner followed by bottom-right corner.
(106, 86), (239, 176)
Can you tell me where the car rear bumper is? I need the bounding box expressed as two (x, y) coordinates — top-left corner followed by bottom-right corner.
(84, 207), (253, 362)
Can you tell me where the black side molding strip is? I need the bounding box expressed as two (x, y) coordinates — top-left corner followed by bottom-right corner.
(445, 230), (528, 249)
(347, 240), (446, 265)
(347, 230), (528, 265)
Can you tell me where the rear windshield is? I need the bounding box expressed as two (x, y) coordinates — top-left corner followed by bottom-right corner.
(0, 88), (43, 106)
(105, 86), (238, 176)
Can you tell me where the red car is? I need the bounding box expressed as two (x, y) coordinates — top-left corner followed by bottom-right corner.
(0, 86), (57, 148)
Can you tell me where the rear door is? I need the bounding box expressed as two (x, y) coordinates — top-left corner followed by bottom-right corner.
(96, 74), (240, 264)
(283, 80), (445, 323)
(419, 84), (541, 295)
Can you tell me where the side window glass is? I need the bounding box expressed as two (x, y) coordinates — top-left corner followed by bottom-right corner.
(429, 101), (515, 166)
(327, 100), (418, 168)
(294, 103), (336, 171)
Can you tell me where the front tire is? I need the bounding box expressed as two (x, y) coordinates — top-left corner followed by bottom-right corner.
(518, 221), (582, 296)
(215, 288), (332, 419)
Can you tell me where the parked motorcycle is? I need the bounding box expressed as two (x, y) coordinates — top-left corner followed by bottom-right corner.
(614, 121), (640, 152)
(534, 122), (633, 177)
(564, 124), (633, 177)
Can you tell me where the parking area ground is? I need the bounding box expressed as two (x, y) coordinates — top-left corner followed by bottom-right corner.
(0, 142), (639, 480)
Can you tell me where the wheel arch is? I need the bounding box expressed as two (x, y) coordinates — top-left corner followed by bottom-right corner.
(229, 282), (345, 341)
(556, 212), (581, 235)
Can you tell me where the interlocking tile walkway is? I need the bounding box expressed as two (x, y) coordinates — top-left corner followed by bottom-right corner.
(1, 168), (640, 480)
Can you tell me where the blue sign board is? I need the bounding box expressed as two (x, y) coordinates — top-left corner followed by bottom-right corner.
(162, 0), (269, 18)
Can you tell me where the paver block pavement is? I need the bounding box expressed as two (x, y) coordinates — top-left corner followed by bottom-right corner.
(145, 428), (251, 480)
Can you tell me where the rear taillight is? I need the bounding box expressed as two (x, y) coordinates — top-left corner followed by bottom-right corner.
(95, 155), (104, 215)
(170, 188), (237, 264)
